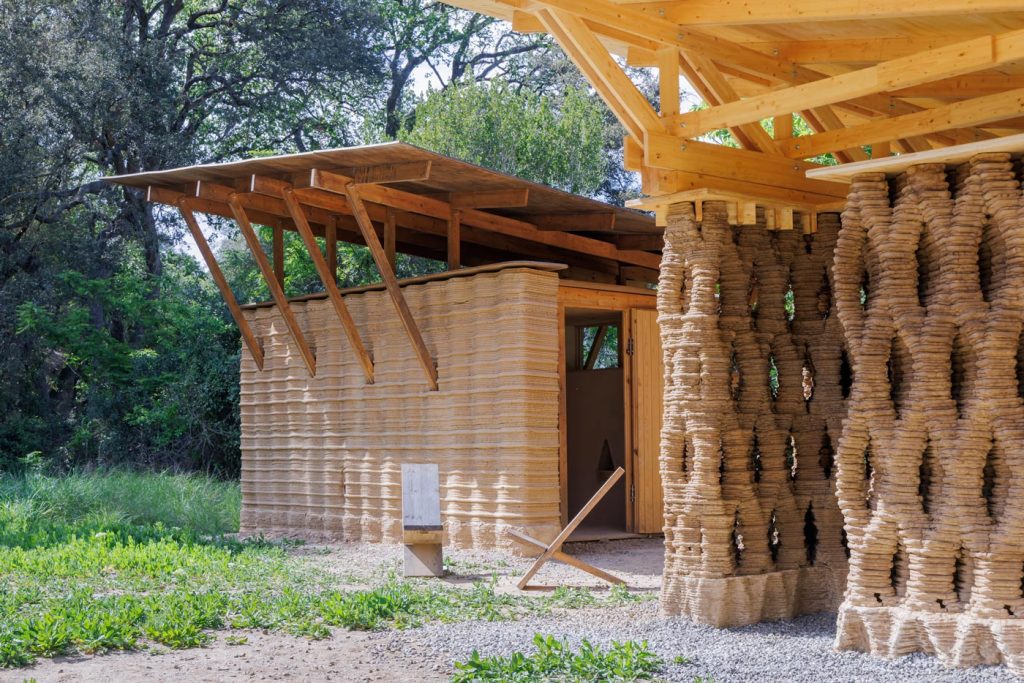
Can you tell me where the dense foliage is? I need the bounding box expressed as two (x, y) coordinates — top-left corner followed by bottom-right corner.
(0, 0), (646, 473)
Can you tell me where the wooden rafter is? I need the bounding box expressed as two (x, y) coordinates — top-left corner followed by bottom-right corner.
(227, 195), (317, 377)
(779, 88), (1024, 159)
(280, 187), (375, 384)
(677, 53), (781, 155)
(657, 1), (1024, 26)
(345, 183), (439, 391)
(535, 7), (661, 142)
(449, 188), (529, 209)
(672, 30), (1024, 138)
(177, 200), (265, 371)
(532, 212), (617, 232)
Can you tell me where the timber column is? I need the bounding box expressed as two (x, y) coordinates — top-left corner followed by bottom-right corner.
(658, 199), (848, 627)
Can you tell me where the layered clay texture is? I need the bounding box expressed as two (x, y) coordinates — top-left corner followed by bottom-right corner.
(238, 266), (562, 551)
(657, 201), (848, 627)
(833, 157), (1024, 674)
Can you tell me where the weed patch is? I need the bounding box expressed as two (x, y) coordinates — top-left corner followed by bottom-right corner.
(452, 634), (663, 682)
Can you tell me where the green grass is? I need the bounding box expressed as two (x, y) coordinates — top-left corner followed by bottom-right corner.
(0, 470), (656, 670)
(452, 634), (663, 682)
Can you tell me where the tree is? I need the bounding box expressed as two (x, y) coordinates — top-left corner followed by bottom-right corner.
(402, 78), (607, 195)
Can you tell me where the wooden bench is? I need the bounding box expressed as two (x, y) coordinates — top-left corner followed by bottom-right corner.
(402, 463), (444, 577)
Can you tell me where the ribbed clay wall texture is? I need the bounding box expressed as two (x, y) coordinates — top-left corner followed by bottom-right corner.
(834, 156), (1024, 674)
(657, 201), (848, 627)
(238, 267), (562, 552)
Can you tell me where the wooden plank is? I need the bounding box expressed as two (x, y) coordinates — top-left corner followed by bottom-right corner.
(807, 131), (1024, 181)
(614, 234), (663, 251)
(549, 549), (625, 585)
(384, 208), (397, 270)
(228, 196), (317, 377)
(630, 308), (664, 534)
(774, 114), (793, 140)
(532, 212), (616, 232)
(449, 188), (529, 209)
(671, 32), (1020, 137)
(557, 301), (569, 527)
(345, 183), (439, 390)
(401, 463), (442, 529)
(447, 208), (461, 270)
(281, 188), (375, 384)
(347, 160), (431, 184)
(177, 201), (265, 371)
(272, 225), (284, 289)
(779, 88), (1024, 159)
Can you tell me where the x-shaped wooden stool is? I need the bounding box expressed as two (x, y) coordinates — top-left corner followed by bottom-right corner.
(509, 467), (626, 589)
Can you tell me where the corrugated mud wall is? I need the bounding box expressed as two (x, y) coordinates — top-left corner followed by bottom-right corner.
(238, 267), (562, 552)
(834, 157), (1024, 674)
(657, 201), (849, 627)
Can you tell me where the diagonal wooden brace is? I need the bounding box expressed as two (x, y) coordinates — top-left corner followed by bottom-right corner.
(510, 467), (626, 589)
(228, 195), (317, 377)
(177, 200), (265, 371)
(344, 183), (439, 391)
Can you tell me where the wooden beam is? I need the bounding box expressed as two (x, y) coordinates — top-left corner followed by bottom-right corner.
(659, 0), (1024, 26)
(345, 183), (438, 391)
(228, 196), (317, 377)
(531, 212), (617, 232)
(614, 234), (664, 251)
(774, 114), (793, 140)
(584, 324), (609, 370)
(448, 188), (529, 209)
(384, 208), (397, 270)
(743, 37), (949, 64)
(536, 8), (661, 142)
(177, 200), (264, 371)
(780, 88), (1024, 159)
(308, 168), (662, 269)
(889, 73), (1024, 98)
(281, 188), (374, 384)
(272, 225), (284, 289)
(679, 53), (781, 155)
(657, 47), (680, 118)
(644, 134), (847, 199)
(325, 216), (337, 285)
(672, 31), (1024, 138)
(447, 209), (461, 270)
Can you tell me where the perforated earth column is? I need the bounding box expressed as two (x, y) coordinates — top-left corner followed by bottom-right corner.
(833, 157), (1024, 674)
(658, 200), (848, 627)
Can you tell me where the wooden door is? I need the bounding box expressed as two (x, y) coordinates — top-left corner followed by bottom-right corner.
(629, 308), (665, 534)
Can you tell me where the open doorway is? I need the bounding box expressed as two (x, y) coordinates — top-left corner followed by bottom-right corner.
(564, 309), (629, 541)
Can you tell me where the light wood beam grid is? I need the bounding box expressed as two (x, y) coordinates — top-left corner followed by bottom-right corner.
(458, 0), (1024, 206)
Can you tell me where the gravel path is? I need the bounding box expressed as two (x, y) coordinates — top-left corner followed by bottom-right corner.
(380, 601), (1019, 682)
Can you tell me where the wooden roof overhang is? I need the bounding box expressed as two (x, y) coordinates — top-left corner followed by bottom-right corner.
(445, 0), (1024, 222)
(106, 142), (659, 390)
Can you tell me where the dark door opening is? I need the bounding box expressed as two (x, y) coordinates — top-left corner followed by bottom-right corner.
(564, 310), (629, 541)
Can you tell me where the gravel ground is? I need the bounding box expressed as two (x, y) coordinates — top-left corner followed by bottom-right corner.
(380, 601), (1019, 682)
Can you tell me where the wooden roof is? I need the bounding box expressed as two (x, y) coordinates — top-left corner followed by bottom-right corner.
(446, 1), (1024, 215)
(110, 141), (655, 234)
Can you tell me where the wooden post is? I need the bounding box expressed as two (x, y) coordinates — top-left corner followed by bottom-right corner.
(773, 113), (793, 140)
(345, 184), (439, 390)
(384, 207), (397, 271)
(177, 200), (264, 370)
(325, 216), (338, 285)
(281, 189), (374, 384)
(228, 195), (317, 377)
(272, 224), (285, 289)
(447, 209), (461, 270)
(657, 47), (680, 118)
